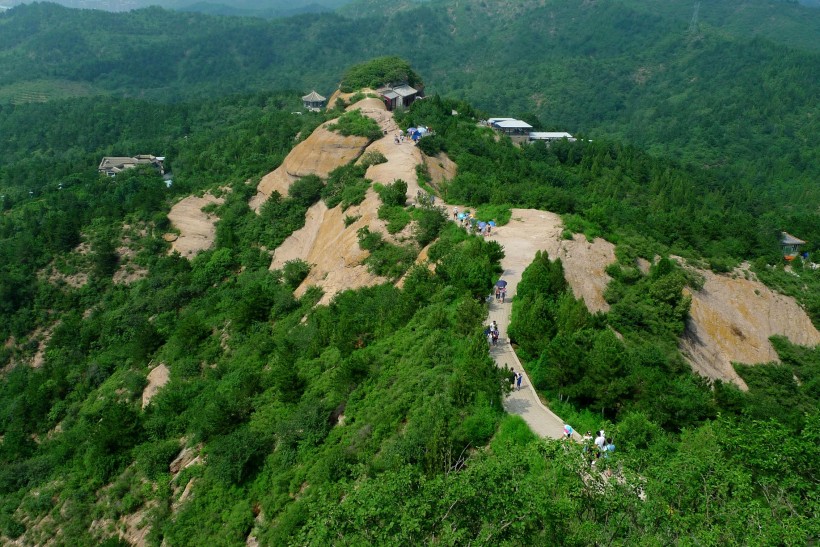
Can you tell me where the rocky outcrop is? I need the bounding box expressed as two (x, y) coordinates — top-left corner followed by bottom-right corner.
(679, 265), (820, 389)
(270, 193), (389, 305)
(166, 193), (224, 258)
(256, 93), (820, 391)
(142, 363), (170, 408)
(268, 98), (420, 304)
(249, 123), (370, 212)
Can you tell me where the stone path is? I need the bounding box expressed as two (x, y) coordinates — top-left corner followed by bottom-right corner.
(486, 217), (575, 440)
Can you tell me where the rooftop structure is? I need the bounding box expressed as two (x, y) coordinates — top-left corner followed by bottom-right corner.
(377, 83), (421, 111)
(302, 90), (326, 112)
(529, 131), (575, 142)
(781, 232), (807, 260)
(490, 119), (533, 138)
(98, 155), (165, 177)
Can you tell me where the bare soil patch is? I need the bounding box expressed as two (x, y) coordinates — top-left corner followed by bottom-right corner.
(491, 209), (616, 313)
(424, 152), (457, 187)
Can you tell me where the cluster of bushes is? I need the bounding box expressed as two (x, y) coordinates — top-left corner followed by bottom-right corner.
(356, 227), (417, 280)
(339, 56), (423, 92)
(326, 109), (383, 141)
(321, 163), (370, 210)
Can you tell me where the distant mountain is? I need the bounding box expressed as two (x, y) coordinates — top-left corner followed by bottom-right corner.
(175, 1), (335, 18)
(2, 0), (355, 15)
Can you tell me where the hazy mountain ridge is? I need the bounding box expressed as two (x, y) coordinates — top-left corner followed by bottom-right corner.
(1, 0), (353, 14)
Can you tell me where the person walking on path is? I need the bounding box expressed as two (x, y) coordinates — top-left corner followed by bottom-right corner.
(516, 372), (523, 391)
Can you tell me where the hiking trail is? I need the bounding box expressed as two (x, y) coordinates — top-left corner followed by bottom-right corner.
(483, 211), (576, 440)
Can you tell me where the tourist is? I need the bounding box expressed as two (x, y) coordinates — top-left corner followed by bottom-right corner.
(594, 430), (606, 452)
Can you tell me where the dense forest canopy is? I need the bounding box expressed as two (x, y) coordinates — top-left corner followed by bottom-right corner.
(0, 0), (819, 542)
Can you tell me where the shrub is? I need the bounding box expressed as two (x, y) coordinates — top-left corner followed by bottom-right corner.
(339, 182), (369, 209)
(415, 163), (432, 186)
(283, 259), (311, 289)
(376, 179), (408, 207)
(322, 163), (370, 209)
(288, 175), (324, 208)
(360, 150), (387, 168)
(326, 110), (382, 141)
(416, 134), (444, 156)
(475, 204), (511, 226)
(378, 205), (410, 234)
(356, 227), (417, 279)
(134, 439), (180, 479)
(412, 206), (447, 246)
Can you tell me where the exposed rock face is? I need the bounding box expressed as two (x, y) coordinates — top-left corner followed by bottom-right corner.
(270, 194), (388, 305)
(141, 363), (170, 408)
(680, 265), (820, 390)
(166, 193), (224, 258)
(249, 123), (370, 212)
(268, 98), (421, 305)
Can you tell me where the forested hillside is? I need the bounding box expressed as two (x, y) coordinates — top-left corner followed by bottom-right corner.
(1, 0), (818, 197)
(1, 1), (819, 543)
(0, 85), (818, 544)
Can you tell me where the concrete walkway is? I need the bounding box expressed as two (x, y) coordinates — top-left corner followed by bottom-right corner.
(484, 212), (579, 440)
(487, 263), (569, 440)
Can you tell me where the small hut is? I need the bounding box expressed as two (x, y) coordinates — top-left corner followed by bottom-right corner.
(377, 82), (420, 111)
(302, 90), (326, 112)
(781, 232), (806, 260)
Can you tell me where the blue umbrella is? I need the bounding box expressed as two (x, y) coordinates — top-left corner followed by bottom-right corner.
(495, 280), (508, 288)
(489, 221), (496, 227)
(458, 212), (467, 220)
(478, 222), (487, 229)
